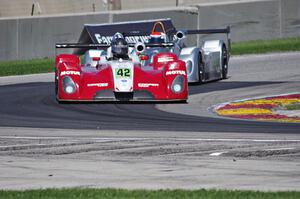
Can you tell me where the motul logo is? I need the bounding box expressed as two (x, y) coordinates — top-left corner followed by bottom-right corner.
(60, 71), (80, 76)
(166, 70), (186, 76)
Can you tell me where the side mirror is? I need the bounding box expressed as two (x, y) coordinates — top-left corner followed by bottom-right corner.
(135, 42), (146, 54)
(175, 31), (186, 40)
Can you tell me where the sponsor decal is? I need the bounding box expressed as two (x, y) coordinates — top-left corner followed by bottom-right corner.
(138, 83), (159, 88)
(95, 34), (150, 45)
(165, 70), (186, 76)
(87, 83), (109, 87)
(168, 63), (178, 70)
(60, 71), (80, 76)
(157, 57), (174, 63)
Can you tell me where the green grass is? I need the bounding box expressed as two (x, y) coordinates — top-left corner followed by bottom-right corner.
(0, 58), (54, 76)
(0, 37), (300, 77)
(0, 188), (299, 199)
(231, 37), (300, 55)
(284, 103), (300, 110)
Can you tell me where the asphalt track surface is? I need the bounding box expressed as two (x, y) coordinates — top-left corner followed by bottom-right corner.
(1, 52), (300, 190)
(0, 82), (298, 133)
(0, 55), (300, 133)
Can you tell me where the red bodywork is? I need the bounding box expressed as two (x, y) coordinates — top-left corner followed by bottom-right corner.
(55, 52), (188, 102)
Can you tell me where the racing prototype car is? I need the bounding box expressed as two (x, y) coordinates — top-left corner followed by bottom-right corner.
(55, 34), (188, 102)
(75, 18), (231, 83)
(144, 21), (231, 83)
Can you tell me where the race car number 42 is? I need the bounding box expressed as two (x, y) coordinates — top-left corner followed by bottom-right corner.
(115, 68), (131, 78)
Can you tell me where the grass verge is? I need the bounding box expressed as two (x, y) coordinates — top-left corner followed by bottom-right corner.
(0, 37), (300, 76)
(0, 188), (299, 199)
(0, 58), (54, 76)
(231, 37), (300, 55)
(284, 103), (300, 110)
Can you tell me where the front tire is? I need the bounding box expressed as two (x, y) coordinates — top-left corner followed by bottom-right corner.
(221, 45), (228, 79)
(55, 73), (58, 95)
(198, 52), (205, 83)
(55, 70), (61, 103)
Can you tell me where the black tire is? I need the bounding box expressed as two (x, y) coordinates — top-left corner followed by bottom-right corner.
(198, 52), (205, 83)
(55, 69), (61, 103)
(221, 45), (228, 79)
(55, 73), (58, 95)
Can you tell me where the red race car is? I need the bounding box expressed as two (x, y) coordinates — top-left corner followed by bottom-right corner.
(55, 33), (188, 102)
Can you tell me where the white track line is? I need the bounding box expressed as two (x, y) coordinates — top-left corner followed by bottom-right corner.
(265, 147), (295, 151)
(209, 152), (228, 156)
(0, 144), (47, 148)
(208, 147), (297, 157)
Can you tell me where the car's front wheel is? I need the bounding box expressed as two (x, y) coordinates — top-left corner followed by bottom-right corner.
(54, 70), (62, 103)
(221, 45), (228, 79)
(55, 70), (59, 95)
(198, 52), (205, 83)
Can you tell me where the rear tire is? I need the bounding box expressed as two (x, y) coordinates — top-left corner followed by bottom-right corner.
(198, 52), (205, 83)
(221, 45), (228, 79)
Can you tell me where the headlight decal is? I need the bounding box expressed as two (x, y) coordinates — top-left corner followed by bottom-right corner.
(171, 75), (185, 94)
(62, 76), (76, 94)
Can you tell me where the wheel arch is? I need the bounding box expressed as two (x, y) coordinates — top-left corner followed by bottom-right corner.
(178, 46), (200, 83)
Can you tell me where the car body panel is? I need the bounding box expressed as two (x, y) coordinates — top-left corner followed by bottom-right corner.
(55, 52), (188, 102)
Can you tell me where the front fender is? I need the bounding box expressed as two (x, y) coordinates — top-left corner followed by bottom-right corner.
(178, 47), (200, 82)
(163, 60), (188, 99)
(57, 61), (81, 100)
(201, 40), (226, 77)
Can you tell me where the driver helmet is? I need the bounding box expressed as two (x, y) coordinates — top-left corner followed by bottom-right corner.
(111, 37), (129, 59)
(112, 32), (124, 40)
(149, 32), (167, 44)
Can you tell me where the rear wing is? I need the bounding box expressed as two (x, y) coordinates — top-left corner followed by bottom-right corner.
(55, 42), (174, 56)
(78, 18), (176, 44)
(57, 18), (231, 54)
(55, 43), (174, 49)
(73, 19), (176, 54)
(184, 26), (230, 35)
(56, 43), (110, 49)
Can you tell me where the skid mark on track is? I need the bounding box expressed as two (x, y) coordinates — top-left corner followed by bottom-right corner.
(2, 136), (300, 142)
(1, 136), (299, 160)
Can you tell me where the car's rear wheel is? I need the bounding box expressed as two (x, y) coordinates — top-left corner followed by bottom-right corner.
(198, 52), (205, 83)
(221, 45), (228, 79)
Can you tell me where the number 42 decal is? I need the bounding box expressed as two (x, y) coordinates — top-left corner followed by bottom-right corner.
(115, 68), (131, 78)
